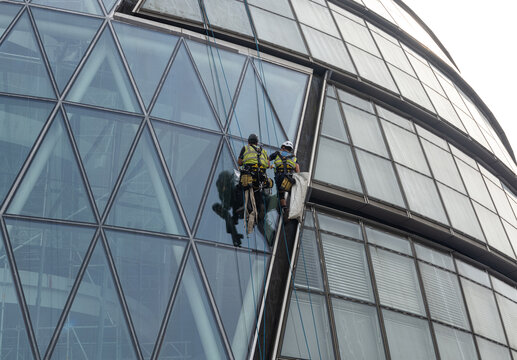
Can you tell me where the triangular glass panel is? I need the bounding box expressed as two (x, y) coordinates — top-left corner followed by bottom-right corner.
(32, 7), (102, 93)
(66, 105), (141, 215)
(151, 44), (220, 131)
(0, 96), (54, 205)
(106, 230), (187, 359)
(31, 0), (103, 16)
(102, 0), (117, 13)
(187, 39), (246, 125)
(320, 97), (348, 142)
(0, 12), (55, 98)
(196, 144), (271, 249)
(114, 22), (177, 109)
(53, 239), (138, 359)
(159, 253), (228, 359)
(0, 3), (21, 38)
(106, 127), (186, 235)
(229, 64), (287, 148)
(0, 231), (33, 359)
(153, 120), (221, 227)
(253, 59), (309, 141)
(7, 111), (96, 223)
(5, 218), (95, 357)
(198, 243), (268, 360)
(66, 27), (141, 114)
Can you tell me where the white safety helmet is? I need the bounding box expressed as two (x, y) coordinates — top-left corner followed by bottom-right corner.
(281, 141), (294, 151)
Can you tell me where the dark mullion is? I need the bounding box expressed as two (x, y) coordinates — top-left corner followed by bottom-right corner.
(98, 117), (147, 224)
(453, 258), (483, 359)
(59, 20), (108, 100)
(0, 216), (41, 360)
(307, 71), (330, 177)
(190, 136), (225, 237)
(191, 241), (235, 360)
(97, 229), (144, 360)
(26, 2), (106, 19)
(42, 228), (102, 360)
(410, 240), (442, 359)
(0, 102), (60, 214)
(26, 6), (60, 99)
(0, 3), (26, 46)
(224, 57), (251, 135)
(362, 221), (392, 360)
(286, 0), (314, 61)
(313, 208), (342, 360)
(107, 20), (147, 116)
(1, 214), (97, 229)
(150, 242), (191, 360)
(146, 117), (192, 239)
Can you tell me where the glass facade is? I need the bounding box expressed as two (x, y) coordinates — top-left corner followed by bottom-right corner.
(1, 0), (516, 359)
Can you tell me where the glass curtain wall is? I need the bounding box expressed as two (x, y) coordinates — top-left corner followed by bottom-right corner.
(313, 84), (517, 261)
(279, 207), (517, 360)
(0, 2), (310, 358)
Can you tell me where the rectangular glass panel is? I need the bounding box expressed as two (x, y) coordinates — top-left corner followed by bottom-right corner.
(491, 276), (517, 302)
(142, 0), (202, 22)
(414, 243), (454, 271)
(422, 139), (466, 193)
(250, 6), (308, 54)
(333, 12), (380, 56)
(434, 323), (478, 360)
(370, 246), (425, 315)
(496, 294), (517, 349)
(405, 51), (444, 95)
(348, 45), (398, 93)
(332, 299), (386, 360)
(294, 229), (324, 291)
(485, 180), (517, 226)
(337, 89), (375, 113)
(476, 336), (511, 360)
(356, 150), (405, 207)
(342, 103), (388, 157)
(291, 0), (340, 37)
(396, 165), (448, 224)
(473, 203), (514, 257)
(372, 31), (414, 74)
(366, 226), (411, 255)
(248, 0), (293, 17)
(461, 278), (506, 343)
(281, 292), (335, 359)
(203, 0), (253, 35)
(388, 65), (434, 111)
(382, 309), (436, 360)
(419, 262), (470, 329)
(314, 137), (362, 193)
(416, 125), (448, 150)
(455, 259), (490, 287)
(301, 25), (355, 73)
(425, 86), (466, 131)
(382, 120), (430, 175)
(376, 105), (414, 131)
(316, 213), (362, 239)
(438, 184), (485, 240)
(320, 97), (348, 142)
(322, 234), (374, 302)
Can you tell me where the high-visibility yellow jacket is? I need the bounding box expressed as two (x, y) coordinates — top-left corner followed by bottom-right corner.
(241, 145), (269, 170)
(271, 152), (297, 173)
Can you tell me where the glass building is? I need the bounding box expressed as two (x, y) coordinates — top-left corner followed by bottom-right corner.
(0, 0), (516, 359)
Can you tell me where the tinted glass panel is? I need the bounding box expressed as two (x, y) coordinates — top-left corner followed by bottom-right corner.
(0, 3), (20, 38)
(476, 336), (511, 360)
(366, 226), (411, 255)
(32, 0), (102, 15)
(203, 0), (253, 35)
(422, 140), (465, 193)
(496, 294), (517, 349)
(142, 0), (202, 22)
(348, 45), (399, 93)
(294, 229), (324, 291)
(342, 104), (387, 157)
(320, 98), (348, 142)
(317, 213), (362, 239)
(434, 323), (478, 360)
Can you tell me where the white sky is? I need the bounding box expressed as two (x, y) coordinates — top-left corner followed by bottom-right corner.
(403, 0), (517, 159)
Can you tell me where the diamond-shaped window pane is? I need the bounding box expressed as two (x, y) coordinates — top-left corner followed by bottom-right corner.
(32, 7), (102, 93)
(159, 254), (228, 359)
(66, 27), (142, 113)
(106, 127), (186, 235)
(114, 22), (177, 109)
(0, 3), (21, 38)
(7, 111), (96, 223)
(0, 12), (55, 98)
(153, 121), (220, 227)
(5, 218), (95, 357)
(152, 45), (220, 131)
(106, 230), (187, 359)
(0, 96), (54, 205)
(53, 240), (137, 359)
(66, 105), (141, 215)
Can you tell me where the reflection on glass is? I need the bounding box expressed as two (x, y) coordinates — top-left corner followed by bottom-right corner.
(107, 128), (186, 235)
(53, 241), (137, 359)
(0, 96), (54, 204)
(142, 0), (202, 22)
(6, 218), (95, 357)
(32, 0), (103, 15)
(0, 13), (55, 98)
(0, 3), (21, 38)
(0, 230), (49, 359)
(198, 244), (267, 360)
(7, 112), (95, 223)
(160, 255), (228, 359)
(203, 0), (253, 36)
(106, 230), (187, 358)
(32, 7), (102, 93)
(67, 28), (141, 113)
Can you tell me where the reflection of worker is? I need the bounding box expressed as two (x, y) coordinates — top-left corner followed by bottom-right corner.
(212, 170), (244, 247)
(269, 141), (299, 215)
